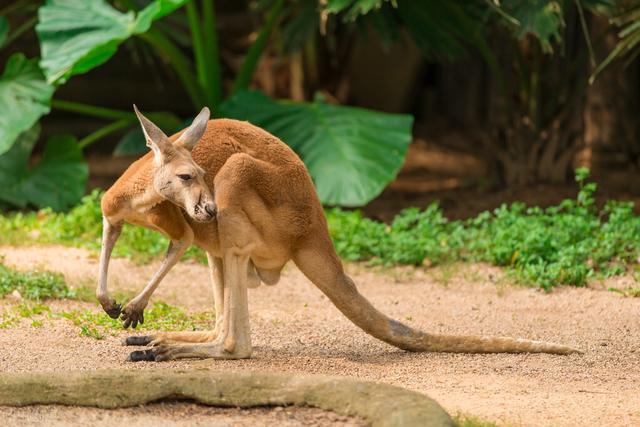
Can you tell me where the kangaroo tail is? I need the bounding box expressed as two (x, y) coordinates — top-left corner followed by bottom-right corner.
(293, 237), (581, 355)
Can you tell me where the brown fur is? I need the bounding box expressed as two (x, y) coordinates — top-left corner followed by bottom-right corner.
(98, 108), (582, 361)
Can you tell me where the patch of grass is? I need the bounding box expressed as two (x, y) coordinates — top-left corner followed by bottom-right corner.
(0, 302), (52, 329)
(607, 287), (640, 298)
(58, 301), (214, 340)
(0, 262), (72, 300)
(454, 414), (501, 427)
(0, 169), (638, 290)
(0, 264), (133, 308)
(0, 263), (211, 338)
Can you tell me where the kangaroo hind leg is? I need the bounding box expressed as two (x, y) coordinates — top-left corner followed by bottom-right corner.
(127, 251), (253, 361)
(124, 331), (217, 348)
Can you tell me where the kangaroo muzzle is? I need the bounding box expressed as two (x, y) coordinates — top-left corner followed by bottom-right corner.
(192, 200), (216, 222)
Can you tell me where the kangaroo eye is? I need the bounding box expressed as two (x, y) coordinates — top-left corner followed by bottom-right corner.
(177, 174), (193, 181)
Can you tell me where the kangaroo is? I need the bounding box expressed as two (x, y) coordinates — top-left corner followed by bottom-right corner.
(96, 105), (581, 362)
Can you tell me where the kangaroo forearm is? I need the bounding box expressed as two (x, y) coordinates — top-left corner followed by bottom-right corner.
(130, 239), (189, 306)
(96, 217), (122, 307)
(120, 237), (191, 329)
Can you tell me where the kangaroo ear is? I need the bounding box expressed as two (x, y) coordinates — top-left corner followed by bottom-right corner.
(175, 107), (210, 151)
(133, 104), (171, 164)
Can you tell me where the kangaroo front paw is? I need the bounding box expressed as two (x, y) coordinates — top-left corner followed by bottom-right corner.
(100, 299), (122, 319)
(120, 302), (146, 329)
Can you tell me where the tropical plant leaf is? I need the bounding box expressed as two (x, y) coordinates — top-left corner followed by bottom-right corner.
(0, 125), (88, 211)
(36, 0), (188, 84)
(220, 91), (412, 207)
(364, 3), (400, 47)
(326, 0), (497, 66)
(0, 54), (55, 156)
(133, 0), (190, 33)
(327, 0), (387, 21)
(396, 0), (491, 60)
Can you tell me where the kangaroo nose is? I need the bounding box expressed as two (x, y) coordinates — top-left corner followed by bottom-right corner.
(204, 202), (217, 218)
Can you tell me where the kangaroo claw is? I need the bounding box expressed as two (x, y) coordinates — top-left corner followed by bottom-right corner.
(103, 302), (122, 319)
(123, 335), (154, 346)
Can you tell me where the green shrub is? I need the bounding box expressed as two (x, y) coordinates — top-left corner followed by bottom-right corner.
(327, 168), (640, 290)
(0, 263), (72, 300)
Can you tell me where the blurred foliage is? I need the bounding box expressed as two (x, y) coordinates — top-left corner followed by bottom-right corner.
(1, 169), (638, 290)
(499, 0), (566, 52)
(592, 0), (640, 80)
(2, 0), (416, 208)
(0, 0), (628, 209)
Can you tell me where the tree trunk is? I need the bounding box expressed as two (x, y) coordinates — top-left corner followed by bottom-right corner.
(584, 15), (640, 176)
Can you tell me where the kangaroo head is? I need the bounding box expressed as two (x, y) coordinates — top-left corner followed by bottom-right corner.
(134, 105), (216, 222)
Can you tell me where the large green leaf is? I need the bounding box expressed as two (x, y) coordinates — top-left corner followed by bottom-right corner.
(0, 54), (55, 156)
(0, 125), (88, 211)
(220, 91), (412, 207)
(37, 0), (188, 84)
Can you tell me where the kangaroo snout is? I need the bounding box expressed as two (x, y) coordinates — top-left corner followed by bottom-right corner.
(204, 202), (217, 219)
(192, 201), (216, 222)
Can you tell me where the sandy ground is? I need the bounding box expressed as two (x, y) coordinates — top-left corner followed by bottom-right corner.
(0, 245), (639, 427)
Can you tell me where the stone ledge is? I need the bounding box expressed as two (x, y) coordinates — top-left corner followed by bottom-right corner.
(0, 369), (453, 427)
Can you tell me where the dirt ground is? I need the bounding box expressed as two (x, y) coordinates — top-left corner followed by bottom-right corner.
(0, 245), (639, 427)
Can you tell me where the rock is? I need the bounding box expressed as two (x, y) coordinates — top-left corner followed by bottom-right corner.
(8, 290), (22, 301)
(0, 369), (454, 427)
